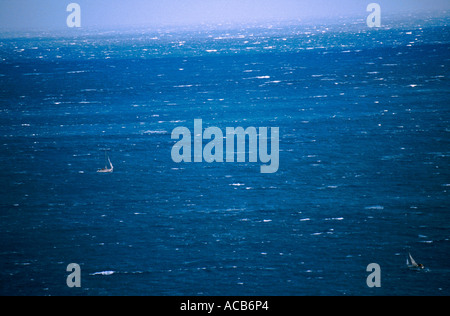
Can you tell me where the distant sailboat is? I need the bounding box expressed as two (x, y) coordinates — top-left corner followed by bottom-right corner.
(97, 151), (113, 173)
(407, 253), (424, 269)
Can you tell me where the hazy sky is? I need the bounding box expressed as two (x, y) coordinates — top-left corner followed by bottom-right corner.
(0, 0), (449, 30)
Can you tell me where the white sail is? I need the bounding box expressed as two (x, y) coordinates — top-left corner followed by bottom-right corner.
(409, 253), (418, 267)
(108, 157), (113, 171)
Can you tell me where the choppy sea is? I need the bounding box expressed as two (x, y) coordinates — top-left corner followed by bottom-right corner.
(0, 14), (449, 295)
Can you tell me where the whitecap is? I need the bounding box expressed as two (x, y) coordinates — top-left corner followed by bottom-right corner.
(67, 70), (87, 74)
(325, 217), (344, 221)
(142, 130), (167, 134)
(91, 271), (115, 276)
(365, 205), (384, 210)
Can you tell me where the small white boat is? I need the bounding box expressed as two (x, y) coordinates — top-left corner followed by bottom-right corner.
(407, 253), (424, 269)
(97, 152), (113, 173)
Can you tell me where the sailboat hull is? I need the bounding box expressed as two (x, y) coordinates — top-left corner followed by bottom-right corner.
(97, 169), (113, 173)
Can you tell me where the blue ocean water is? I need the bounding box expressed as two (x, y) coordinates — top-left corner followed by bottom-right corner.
(0, 14), (449, 296)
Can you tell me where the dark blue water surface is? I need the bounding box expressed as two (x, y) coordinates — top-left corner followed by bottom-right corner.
(1, 15), (449, 296)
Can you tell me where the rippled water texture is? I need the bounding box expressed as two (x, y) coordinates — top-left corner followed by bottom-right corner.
(0, 15), (449, 295)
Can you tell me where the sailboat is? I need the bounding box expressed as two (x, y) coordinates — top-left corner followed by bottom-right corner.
(406, 253), (424, 269)
(97, 151), (114, 173)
